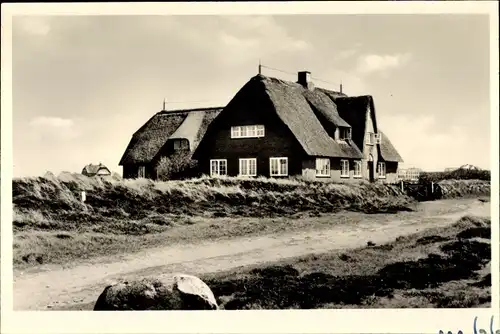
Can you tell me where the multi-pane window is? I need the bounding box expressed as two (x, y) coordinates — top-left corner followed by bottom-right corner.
(340, 159), (350, 177)
(374, 133), (382, 144)
(353, 160), (362, 178)
(239, 158), (257, 176)
(210, 159), (227, 177)
(270, 157), (288, 176)
(138, 166), (146, 178)
(366, 132), (375, 145)
(378, 162), (386, 178)
(231, 125), (265, 138)
(339, 127), (352, 140)
(315, 158), (330, 177)
(173, 139), (189, 150)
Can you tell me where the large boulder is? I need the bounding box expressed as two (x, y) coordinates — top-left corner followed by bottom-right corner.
(93, 274), (218, 311)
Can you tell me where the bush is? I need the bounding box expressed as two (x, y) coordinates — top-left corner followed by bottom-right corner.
(437, 180), (490, 199)
(420, 169), (490, 183)
(156, 151), (199, 181)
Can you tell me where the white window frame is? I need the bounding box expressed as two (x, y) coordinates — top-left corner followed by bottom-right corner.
(353, 160), (362, 178)
(138, 166), (146, 178)
(340, 127), (352, 140)
(269, 157), (288, 177)
(378, 162), (386, 178)
(366, 132), (375, 145)
(239, 158), (257, 177)
(374, 133), (382, 144)
(340, 159), (350, 178)
(315, 158), (331, 177)
(210, 159), (227, 177)
(231, 125), (265, 139)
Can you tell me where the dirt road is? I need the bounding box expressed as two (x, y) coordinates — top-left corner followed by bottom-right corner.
(13, 199), (490, 310)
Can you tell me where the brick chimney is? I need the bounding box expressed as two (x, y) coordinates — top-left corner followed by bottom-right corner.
(298, 71), (314, 90)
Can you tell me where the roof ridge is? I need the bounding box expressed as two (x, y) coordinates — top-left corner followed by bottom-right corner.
(158, 106), (224, 114)
(256, 74), (345, 95)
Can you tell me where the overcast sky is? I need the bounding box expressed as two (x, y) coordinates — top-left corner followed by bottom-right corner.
(11, 14), (491, 177)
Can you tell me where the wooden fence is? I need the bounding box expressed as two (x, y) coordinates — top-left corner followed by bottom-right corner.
(398, 180), (443, 202)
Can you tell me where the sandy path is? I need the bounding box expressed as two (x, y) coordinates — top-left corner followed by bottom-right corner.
(13, 200), (490, 310)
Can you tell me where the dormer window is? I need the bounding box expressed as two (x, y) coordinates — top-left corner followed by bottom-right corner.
(173, 139), (189, 151)
(339, 127), (352, 140)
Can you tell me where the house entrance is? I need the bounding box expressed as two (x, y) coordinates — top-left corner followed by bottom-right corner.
(368, 154), (375, 182)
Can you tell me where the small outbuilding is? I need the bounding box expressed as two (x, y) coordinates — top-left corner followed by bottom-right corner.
(82, 163), (112, 177)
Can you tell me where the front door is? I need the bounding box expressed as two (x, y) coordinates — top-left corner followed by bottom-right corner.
(368, 161), (375, 182)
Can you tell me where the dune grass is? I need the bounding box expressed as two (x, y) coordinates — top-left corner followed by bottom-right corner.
(12, 174), (490, 270)
(438, 179), (491, 199)
(202, 215), (491, 309)
(13, 174), (415, 239)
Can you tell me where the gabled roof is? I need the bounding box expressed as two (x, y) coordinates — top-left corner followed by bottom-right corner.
(378, 130), (404, 162)
(82, 163), (111, 176)
(121, 73), (403, 165)
(332, 95), (378, 153)
(119, 107), (222, 165)
(333, 96), (403, 163)
(206, 74), (363, 159)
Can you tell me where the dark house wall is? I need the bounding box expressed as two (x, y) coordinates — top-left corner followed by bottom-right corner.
(122, 163), (156, 179)
(302, 157), (366, 182)
(195, 82), (306, 177)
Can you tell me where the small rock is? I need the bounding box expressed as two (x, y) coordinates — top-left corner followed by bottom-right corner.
(173, 274), (218, 310)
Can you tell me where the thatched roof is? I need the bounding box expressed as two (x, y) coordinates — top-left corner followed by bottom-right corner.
(302, 89), (351, 128)
(333, 95), (378, 153)
(168, 110), (205, 149)
(200, 74), (363, 159)
(378, 130), (404, 162)
(122, 73), (402, 165)
(82, 163), (111, 176)
(333, 96), (403, 163)
(119, 107), (222, 165)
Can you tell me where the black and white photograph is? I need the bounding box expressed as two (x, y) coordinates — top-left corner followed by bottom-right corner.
(1, 2), (499, 334)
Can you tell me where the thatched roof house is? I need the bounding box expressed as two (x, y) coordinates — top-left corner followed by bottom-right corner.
(193, 71), (403, 183)
(120, 70), (403, 183)
(119, 107), (222, 179)
(82, 163), (111, 177)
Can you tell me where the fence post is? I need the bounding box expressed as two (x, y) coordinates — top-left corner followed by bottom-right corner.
(81, 190), (86, 203)
(401, 180), (404, 192)
(431, 182), (434, 193)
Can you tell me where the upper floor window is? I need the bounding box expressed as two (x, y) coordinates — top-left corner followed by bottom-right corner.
(366, 132), (382, 145)
(173, 139), (189, 151)
(316, 158), (331, 177)
(339, 127), (352, 140)
(231, 125), (265, 139)
(366, 132), (375, 145)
